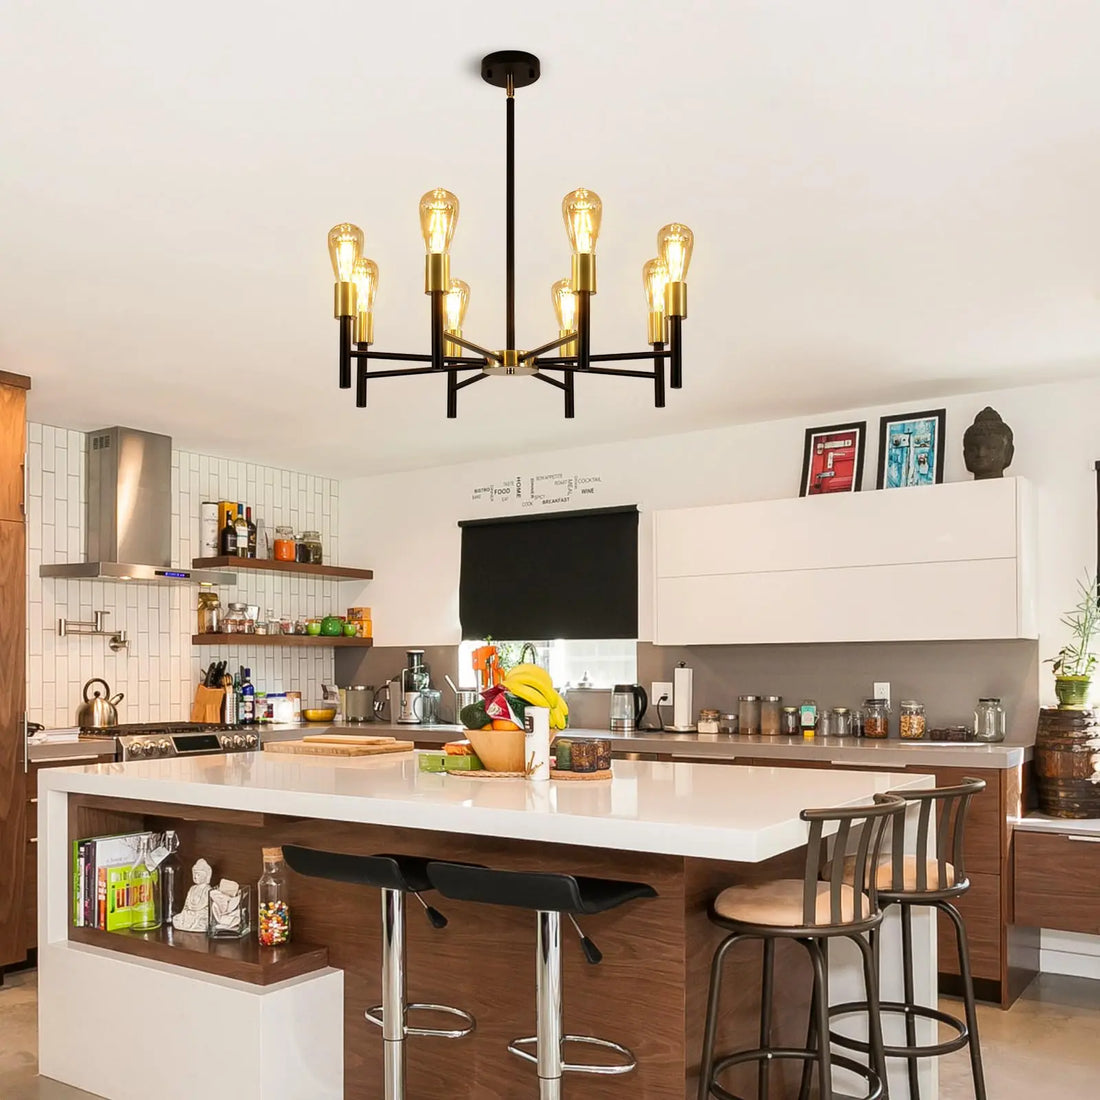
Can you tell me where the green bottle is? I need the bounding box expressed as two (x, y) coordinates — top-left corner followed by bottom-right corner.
(130, 835), (162, 932)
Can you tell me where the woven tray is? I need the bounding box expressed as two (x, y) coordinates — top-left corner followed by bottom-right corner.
(445, 769), (525, 779)
(552, 768), (613, 782)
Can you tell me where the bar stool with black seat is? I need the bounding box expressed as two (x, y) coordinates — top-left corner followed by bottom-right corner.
(282, 847), (475, 1100)
(426, 861), (657, 1099)
(697, 795), (906, 1100)
(824, 777), (988, 1100)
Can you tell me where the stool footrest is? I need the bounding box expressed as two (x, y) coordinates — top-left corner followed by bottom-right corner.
(508, 1034), (637, 1076)
(707, 1049), (882, 1100)
(365, 1002), (476, 1039)
(828, 999), (969, 1058)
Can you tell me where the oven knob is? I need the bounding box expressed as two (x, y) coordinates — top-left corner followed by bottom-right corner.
(219, 735), (232, 749)
(231, 735), (246, 750)
(244, 733), (258, 749)
(129, 742), (145, 758)
(157, 739), (172, 755)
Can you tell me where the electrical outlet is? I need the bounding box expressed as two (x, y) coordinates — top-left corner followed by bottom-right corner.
(652, 681), (673, 706)
(873, 681), (891, 708)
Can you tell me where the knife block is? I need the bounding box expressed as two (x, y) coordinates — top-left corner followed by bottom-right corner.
(191, 685), (226, 724)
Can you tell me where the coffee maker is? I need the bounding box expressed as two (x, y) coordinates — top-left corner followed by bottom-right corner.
(393, 650), (430, 725)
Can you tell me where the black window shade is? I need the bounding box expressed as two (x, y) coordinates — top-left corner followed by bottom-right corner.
(459, 506), (639, 640)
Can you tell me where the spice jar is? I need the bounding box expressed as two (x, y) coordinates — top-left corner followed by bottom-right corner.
(780, 706), (800, 736)
(273, 526), (296, 562)
(570, 739), (599, 772)
(833, 706), (853, 738)
(899, 700), (926, 740)
(196, 590), (221, 635)
(761, 695), (782, 736)
(698, 709), (720, 734)
(297, 530), (322, 564)
(738, 695), (761, 736)
(863, 698), (890, 739)
(973, 698), (1006, 743)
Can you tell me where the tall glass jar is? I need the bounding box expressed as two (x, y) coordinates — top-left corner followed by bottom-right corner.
(738, 695), (761, 736)
(974, 698), (1006, 742)
(300, 530), (323, 564)
(130, 835), (163, 932)
(833, 707), (853, 738)
(196, 590), (220, 635)
(781, 706), (800, 736)
(273, 526), (296, 562)
(899, 700), (926, 740)
(760, 695), (782, 736)
(863, 698), (890, 739)
(258, 847), (291, 946)
(817, 708), (835, 736)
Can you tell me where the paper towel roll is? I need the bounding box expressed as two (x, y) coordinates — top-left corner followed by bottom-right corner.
(673, 667), (693, 729)
(524, 706), (551, 782)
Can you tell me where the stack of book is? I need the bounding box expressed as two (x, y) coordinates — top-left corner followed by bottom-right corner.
(73, 831), (156, 931)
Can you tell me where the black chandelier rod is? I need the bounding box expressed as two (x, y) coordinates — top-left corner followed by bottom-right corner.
(506, 75), (516, 352)
(534, 349), (670, 365)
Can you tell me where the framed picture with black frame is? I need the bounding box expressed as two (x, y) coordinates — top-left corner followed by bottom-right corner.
(799, 421), (867, 496)
(876, 408), (946, 489)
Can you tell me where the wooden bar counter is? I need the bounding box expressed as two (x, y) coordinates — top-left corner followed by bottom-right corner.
(36, 753), (934, 1099)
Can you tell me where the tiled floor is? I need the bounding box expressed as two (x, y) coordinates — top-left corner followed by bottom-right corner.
(2, 967), (1098, 1097)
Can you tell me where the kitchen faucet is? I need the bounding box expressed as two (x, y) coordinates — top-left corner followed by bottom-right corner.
(519, 642), (539, 665)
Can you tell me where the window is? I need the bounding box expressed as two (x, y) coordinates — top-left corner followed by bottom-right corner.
(457, 638), (637, 690)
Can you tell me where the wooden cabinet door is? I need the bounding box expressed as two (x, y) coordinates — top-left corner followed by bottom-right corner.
(0, 519), (27, 967)
(0, 384), (27, 522)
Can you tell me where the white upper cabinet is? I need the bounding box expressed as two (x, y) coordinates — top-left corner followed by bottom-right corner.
(652, 479), (1036, 645)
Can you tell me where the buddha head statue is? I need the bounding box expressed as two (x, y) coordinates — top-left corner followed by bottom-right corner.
(963, 407), (1014, 480)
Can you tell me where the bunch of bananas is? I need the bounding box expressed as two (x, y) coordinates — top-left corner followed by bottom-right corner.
(503, 664), (569, 730)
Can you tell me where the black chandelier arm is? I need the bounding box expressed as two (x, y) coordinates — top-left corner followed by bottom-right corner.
(338, 316), (354, 389)
(455, 372), (489, 392)
(353, 348), (486, 369)
(523, 331), (579, 361)
(669, 315), (683, 389)
(441, 332), (504, 363)
(533, 349), (670, 367)
(653, 340), (666, 408)
(532, 373), (567, 392)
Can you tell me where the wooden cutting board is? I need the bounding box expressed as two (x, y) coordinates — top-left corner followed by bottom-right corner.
(301, 734), (396, 746)
(264, 739), (414, 757)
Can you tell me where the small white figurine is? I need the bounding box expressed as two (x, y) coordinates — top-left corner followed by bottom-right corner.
(209, 877), (243, 934)
(172, 858), (213, 932)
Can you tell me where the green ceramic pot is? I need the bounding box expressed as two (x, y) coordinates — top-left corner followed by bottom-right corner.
(1054, 676), (1091, 708)
(320, 615), (344, 637)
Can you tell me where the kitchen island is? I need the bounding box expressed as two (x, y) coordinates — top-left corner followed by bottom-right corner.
(37, 754), (936, 1099)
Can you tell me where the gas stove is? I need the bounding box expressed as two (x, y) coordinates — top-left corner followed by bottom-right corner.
(81, 722), (260, 761)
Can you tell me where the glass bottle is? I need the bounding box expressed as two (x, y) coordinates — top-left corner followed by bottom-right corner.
(196, 590), (221, 635)
(219, 509), (237, 556)
(246, 507), (257, 559)
(234, 507), (249, 559)
(974, 698), (1006, 742)
(130, 835), (163, 932)
(799, 699), (818, 738)
(160, 830), (182, 927)
(258, 847), (291, 946)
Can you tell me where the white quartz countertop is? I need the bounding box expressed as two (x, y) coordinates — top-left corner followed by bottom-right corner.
(1013, 813), (1100, 835)
(38, 753), (929, 862)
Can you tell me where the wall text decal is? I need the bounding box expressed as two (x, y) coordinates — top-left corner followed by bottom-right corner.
(471, 472), (603, 508)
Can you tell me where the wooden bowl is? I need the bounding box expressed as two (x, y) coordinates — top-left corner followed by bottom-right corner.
(302, 707), (337, 722)
(465, 727), (526, 772)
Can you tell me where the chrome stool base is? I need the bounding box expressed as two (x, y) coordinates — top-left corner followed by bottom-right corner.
(508, 1034), (637, 1075)
(366, 1001), (476, 1039)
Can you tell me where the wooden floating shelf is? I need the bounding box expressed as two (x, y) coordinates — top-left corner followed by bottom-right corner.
(192, 634), (373, 648)
(191, 556), (374, 581)
(70, 925), (328, 986)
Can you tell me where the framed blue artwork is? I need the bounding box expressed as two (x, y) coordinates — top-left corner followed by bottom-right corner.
(876, 409), (946, 489)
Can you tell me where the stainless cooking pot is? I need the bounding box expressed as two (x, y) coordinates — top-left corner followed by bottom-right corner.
(343, 684), (376, 722)
(76, 677), (124, 729)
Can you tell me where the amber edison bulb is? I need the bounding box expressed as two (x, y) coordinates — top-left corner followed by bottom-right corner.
(562, 189), (602, 254)
(419, 189), (460, 255)
(657, 223), (694, 282)
(642, 257), (669, 344)
(552, 278), (577, 330)
(328, 223), (364, 281)
(443, 278), (470, 332)
(352, 257), (379, 344)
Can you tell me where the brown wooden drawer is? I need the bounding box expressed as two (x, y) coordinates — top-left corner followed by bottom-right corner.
(1014, 830), (1100, 936)
(933, 766), (1001, 877)
(938, 869), (1002, 981)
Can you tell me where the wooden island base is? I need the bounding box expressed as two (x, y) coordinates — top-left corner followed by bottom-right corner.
(66, 795), (819, 1099)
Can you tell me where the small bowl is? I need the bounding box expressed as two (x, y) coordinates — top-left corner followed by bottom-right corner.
(465, 727), (526, 772)
(302, 707), (337, 722)
(342, 622), (358, 637)
(305, 620), (322, 636)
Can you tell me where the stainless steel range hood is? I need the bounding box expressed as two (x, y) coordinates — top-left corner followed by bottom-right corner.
(39, 427), (237, 586)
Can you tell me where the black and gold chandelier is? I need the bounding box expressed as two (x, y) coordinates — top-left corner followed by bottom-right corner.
(327, 51), (694, 419)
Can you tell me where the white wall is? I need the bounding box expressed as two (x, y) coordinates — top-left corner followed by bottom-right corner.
(27, 425), (342, 727)
(340, 374), (1097, 706)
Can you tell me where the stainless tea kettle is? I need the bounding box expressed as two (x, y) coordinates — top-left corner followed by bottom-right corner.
(76, 677), (124, 729)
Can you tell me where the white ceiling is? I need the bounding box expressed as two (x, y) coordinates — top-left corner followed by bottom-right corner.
(3, 1), (1100, 477)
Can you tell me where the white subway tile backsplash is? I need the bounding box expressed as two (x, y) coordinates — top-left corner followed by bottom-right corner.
(26, 424), (342, 728)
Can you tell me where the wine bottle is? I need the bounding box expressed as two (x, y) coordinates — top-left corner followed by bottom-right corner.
(219, 510), (237, 556)
(234, 507), (249, 559)
(246, 507), (257, 559)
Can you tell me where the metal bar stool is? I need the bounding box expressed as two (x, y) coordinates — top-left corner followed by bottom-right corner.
(282, 847), (475, 1100)
(823, 777), (988, 1100)
(698, 794), (906, 1100)
(426, 861), (657, 1099)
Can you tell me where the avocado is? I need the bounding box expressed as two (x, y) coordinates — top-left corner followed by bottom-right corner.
(460, 700), (490, 729)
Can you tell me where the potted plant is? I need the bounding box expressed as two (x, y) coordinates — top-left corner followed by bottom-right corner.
(1048, 572), (1099, 708)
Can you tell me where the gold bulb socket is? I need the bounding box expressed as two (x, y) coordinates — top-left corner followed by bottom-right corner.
(444, 330), (462, 358)
(334, 281), (357, 319)
(665, 281), (688, 319)
(570, 253), (597, 294)
(501, 348), (521, 369)
(647, 311), (666, 345)
(356, 312), (374, 346)
(424, 253), (451, 294)
(559, 329), (578, 358)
